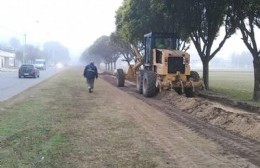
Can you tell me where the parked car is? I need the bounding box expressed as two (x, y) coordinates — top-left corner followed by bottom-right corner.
(18, 64), (40, 78)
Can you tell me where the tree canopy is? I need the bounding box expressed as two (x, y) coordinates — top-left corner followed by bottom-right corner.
(115, 0), (190, 46)
(81, 35), (121, 70)
(110, 32), (134, 66)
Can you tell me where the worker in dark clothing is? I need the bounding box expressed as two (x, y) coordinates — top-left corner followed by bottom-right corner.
(83, 62), (98, 93)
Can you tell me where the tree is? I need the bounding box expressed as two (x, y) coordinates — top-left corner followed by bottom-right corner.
(150, 0), (191, 51)
(24, 45), (43, 63)
(80, 49), (102, 66)
(230, 52), (253, 69)
(9, 37), (21, 51)
(8, 37), (22, 64)
(175, 0), (235, 89)
(15, 50), (23, 63)
(115, 0), (152, 43)
(43, 41), (70, 64)
(228, 0), (260, 100)
(110, 32), (134, 67)
(88, 36), (119, 71)
(116, 0), (190, 50)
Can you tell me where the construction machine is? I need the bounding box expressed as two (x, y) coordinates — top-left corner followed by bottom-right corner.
(116, 32), (204, 97)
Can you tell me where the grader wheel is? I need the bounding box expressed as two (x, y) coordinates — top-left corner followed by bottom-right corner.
(174, 88), (183, 95)
(185, 88), (195, 97)
(142, 71), (157, 97)
(136, 70), (144, 94)
(185, 70), (201, 97)
(116, 69), (125, 87)
(190, 71), (200, 82)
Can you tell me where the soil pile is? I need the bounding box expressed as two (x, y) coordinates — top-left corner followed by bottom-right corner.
(156, 91), (260, 142)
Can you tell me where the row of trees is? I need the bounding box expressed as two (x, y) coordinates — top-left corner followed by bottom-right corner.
(6, 37), (70, 65)
(80, 33), (134, 71)
(82, 0), (259, 100)
(209, 52), (253, 69)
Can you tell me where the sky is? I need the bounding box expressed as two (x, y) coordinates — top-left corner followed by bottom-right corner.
(0, 0), (123, 60)
(189, 27), (258, 62)
(0, 0), (259, 63)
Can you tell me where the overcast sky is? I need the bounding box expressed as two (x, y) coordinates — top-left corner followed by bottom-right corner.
(0, 0), (259, 62)
(0, 0), (123, 59)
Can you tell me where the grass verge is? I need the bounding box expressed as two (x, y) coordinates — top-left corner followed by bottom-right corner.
(0, 67), (172, 168)
(209, 71), (254, 101)
(196, 70), (259, 105)
(0, 72), (73, 168)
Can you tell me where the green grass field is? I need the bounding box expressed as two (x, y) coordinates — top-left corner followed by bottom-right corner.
(198, 70), (255, 102)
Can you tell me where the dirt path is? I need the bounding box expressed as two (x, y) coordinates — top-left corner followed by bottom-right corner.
(110, 90), (255, 168)
(69, 73), (257, 168)
(100, 74), (260, 167)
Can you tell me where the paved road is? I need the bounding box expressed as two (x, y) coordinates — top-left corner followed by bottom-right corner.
(0, 67), (64, 102)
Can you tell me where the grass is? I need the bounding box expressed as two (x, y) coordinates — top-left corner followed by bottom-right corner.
(0, 75), (72, 168)
(197, 70), (257, 103)
(0, 67), (172, 168)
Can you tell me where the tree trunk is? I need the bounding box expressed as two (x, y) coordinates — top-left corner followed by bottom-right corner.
(114, 62), (116, 70)
(106, 63), (108, 71)
(253, 58), (260, 101)
(110, 63), (113, 72)
(202, 60), (209, 90)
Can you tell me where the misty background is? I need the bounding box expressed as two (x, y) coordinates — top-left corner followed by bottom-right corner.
(0, 0), (257, 70)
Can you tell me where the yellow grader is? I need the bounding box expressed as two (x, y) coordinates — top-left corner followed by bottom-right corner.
(116, 32), (204, 97)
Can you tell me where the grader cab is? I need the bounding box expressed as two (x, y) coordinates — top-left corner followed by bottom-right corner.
(116, 32), (204, 97)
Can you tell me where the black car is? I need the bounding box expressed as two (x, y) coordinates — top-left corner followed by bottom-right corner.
(18, 64), (40, 78)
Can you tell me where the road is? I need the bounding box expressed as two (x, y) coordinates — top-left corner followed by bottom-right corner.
(0, 67), (64, 102)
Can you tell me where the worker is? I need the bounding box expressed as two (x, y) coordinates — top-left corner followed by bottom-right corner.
(83, 62), (98, 93)
(156, 39), (166, 49)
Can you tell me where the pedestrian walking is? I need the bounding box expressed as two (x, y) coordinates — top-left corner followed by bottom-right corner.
(83, 62), (98, 93)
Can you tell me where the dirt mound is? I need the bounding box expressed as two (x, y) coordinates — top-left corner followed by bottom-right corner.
(156, 91), (260, 142)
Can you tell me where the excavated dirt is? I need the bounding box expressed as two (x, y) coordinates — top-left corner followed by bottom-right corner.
(104, 72), (260, 142)
(156, 91), (260, 142)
